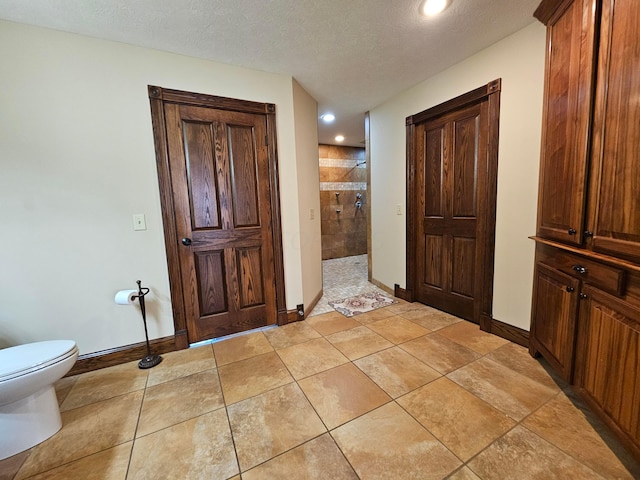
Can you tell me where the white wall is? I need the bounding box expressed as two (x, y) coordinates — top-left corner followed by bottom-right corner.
(292, 80), (323, 311)
(0, 20), (314, 353)
(370, 22), (546, 330)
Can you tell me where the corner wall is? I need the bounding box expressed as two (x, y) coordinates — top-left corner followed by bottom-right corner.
(370, 22), (546, 330)
(0, 20), (313, 353)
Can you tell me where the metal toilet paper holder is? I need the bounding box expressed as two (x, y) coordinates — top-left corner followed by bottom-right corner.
(133, 280), (162, 369)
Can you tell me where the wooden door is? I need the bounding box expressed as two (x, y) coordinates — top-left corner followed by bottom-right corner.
(588, 0), (640, 262)
(407, 80), (500, 325)
(535, 0), (598, 245)
(149, 87), (286, 346)
(530, 262), (580, 381)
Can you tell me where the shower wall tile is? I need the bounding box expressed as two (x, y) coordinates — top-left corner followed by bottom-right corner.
(319, 145), (367, 260)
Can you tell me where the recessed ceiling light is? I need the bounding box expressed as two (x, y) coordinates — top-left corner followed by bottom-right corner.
(335, 135), (345, 142)
(422, 0), (449, 16)
(321, 113), (335, 123)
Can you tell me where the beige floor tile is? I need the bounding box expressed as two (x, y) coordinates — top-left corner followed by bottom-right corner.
(276, 337), (349, 380)
(399, 308), (462, 331)
(263, 321), (321, 349)
(298, 363), (391, 429)
(54, 376), (77, 406)
(305, 311), (361, 336)
(486, 342), (565, 391)
(332, 402), (461, 479)
(228, 383), (326, 472)
(21, 442), (132, 480)
(136, 369), (224, 437)
(16, 391), (143, 479)
(60, 361), (147, 411)
(398, 377), (515, 461)
(147, 344), (215, 387)
(326, 326), (393, 360)
(367, 316), (430, 344)
(352, 307), (397, 325)
(384, 302), (430, 315)
(468, 426), (603, 479)
(0, 449), (30, 480)
(218, 351), (293, 405)
(447, 357), (558, 421)
(438, 321), (509, 354)
(447, 467), (482, 480)
(400, 333), (481, 374)
(129, 409), (238, 480)
(242, 433), (358, 480)
(354, 346), (441, 398)
(523, 391), (640, 479)
(213, 332), (274, 366)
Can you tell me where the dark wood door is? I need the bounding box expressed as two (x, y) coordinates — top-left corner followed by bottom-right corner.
(536, 0), (597, 245)
(162, 102), (279, 342)
(149, 87), (287, 348)
(408, 81), (500, 325)
(530, 262), (580, 381)
(165, 104), (276, 341)
(588, 0), (640, 262)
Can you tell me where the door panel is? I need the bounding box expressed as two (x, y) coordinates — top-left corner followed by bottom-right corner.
(536, 0), (597, 245)
(165, 103), (277, 341)
(183, 121), (223, 230)
(590, 0), (640, 261)
(414, 102), (485, 321)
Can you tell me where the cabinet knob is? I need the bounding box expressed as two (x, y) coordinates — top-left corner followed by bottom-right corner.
(584, 231), (594, 238)
(568, 228), (577, 235)
(572, 265), (588, 275)
(181, 237), (192, 246)
(566, 286), (575, 293)
(580, 293), (588, 299)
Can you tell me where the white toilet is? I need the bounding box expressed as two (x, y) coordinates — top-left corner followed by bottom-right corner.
(0, 340), (79, 460)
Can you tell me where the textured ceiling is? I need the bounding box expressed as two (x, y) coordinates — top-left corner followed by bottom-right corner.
(0, 0), (540, 146)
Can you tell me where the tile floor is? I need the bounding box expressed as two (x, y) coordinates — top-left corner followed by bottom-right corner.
(2, 302), (640, 479)
(308, 254), (387, 316)
(2, 255), (639, 479)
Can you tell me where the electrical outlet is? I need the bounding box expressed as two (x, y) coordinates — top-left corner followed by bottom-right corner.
(132, 214), (147, 231)
(309, 208), (315, 220)
(396, 204), (403, 215)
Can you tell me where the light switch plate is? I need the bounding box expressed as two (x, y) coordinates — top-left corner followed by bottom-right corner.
(132, 214), (147, 231)
(396, 204), (403, 215)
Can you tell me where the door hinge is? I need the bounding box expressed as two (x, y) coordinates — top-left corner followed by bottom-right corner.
(265, 135), (269, 146)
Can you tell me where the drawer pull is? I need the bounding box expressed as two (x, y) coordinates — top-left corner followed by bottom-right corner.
(572, 265), (588, 275)
(566, 286), (575, 293)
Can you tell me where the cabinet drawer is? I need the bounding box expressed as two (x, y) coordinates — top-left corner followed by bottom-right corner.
(554, 253), (626, 296)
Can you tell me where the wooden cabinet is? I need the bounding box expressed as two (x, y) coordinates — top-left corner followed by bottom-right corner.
(532, 0), (640, 459)
(575, 285), (640, 451)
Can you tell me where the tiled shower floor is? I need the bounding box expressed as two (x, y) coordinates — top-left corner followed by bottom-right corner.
(309, 254), (388, 316)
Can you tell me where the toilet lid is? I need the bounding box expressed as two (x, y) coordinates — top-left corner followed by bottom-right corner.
(0, 340), (78, 381)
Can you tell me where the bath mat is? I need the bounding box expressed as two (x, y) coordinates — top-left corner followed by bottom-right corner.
(329, 292), (398, 317)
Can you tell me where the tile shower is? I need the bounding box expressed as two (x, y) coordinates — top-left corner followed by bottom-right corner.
(319, 144), (367, 260)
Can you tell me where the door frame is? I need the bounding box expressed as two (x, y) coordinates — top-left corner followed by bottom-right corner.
(148, 85), (287, 349)
(405, 79), (501, 330)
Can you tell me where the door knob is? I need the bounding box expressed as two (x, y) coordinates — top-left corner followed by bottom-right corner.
(181, 238), (192, 246)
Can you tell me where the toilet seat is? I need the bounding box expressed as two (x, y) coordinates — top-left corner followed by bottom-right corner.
(0, 341), (78, 382)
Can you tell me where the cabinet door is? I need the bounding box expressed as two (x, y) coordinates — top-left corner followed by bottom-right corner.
(575, 285), (640, 450)
(536, 0), (598, 245)
(530, 262), (581, 381)
(589, 0), (640, 262)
